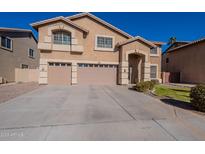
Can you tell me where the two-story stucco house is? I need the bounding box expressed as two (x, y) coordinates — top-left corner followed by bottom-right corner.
(31, 13), (163, 85)
(0, 27), (39, 83)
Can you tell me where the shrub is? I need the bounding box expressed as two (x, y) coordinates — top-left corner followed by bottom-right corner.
(151, 79), (159, 85)
(190, 84), (205, 112)
(149, 81), (155, 90)
(135, 82), (149, 92)
(135, 81), (157, 92)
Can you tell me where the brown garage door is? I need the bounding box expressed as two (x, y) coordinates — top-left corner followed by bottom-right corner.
(48, 62), (71, 85)
(78, 63), (118, 85)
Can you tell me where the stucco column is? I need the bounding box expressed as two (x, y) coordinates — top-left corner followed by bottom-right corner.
(142, 62), (150, 81)
(71, 62), (77, 85)
(138, 58), (142, 82)
(119, 61), (129, 85)
(39, 58), (48, 84)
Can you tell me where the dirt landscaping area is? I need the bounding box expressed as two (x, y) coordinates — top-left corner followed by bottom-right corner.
(0, 82), (40, 104)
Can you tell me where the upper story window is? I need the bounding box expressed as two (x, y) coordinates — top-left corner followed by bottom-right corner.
(0, 36), (12, 51)
(150, 47), (158, 55)
(28, 48), (35, 58)
(53, 31), (71, 45)
(96, 36), (113, 49)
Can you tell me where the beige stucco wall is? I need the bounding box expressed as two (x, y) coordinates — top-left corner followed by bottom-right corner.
(162, 41), (205, 84)
(0, 33), (39, 82)
(39, 17), (128, 62)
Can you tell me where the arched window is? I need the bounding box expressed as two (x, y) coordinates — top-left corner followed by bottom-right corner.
(53, 30), (71, 45)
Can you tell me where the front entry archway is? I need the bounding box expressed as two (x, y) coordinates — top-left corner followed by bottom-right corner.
(128, 53), (145, 84)
(118, 49), (150, 85)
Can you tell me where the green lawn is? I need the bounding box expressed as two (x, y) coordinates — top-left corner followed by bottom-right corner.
(154, 85), (191, 102)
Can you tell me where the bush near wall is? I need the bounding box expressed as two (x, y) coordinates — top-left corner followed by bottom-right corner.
(190, 84), (205, 112)
(134, 80), (158, 92)
(150, 79), (160, 85)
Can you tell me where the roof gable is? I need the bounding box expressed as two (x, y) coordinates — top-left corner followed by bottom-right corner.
(67, 13), (132, 39)
(117, 36), (157, 48)
(31, 16), (89, 34)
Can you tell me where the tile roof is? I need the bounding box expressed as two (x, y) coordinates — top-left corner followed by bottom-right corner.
(0, 27), (32, 33)
(168, 38), (205, 52)
(0, 27), (37, 42)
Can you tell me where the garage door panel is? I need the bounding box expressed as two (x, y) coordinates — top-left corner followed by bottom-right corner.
(78, 66), (117, 85)
(48, 65), (71, 85)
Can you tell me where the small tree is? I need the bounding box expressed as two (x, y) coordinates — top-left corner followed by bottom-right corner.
(168, 37), (177, 45)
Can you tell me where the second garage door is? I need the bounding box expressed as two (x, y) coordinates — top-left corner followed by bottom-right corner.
(78, 63), (118, 85)
(48, 62), (71, 85)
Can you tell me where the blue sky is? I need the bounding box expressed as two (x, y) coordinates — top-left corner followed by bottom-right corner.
(0, 12), (205, 51)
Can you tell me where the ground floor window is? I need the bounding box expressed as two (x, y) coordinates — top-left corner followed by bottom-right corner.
(21, 64), (29, 69)
(78, 63), (118, 68)
(28, 48), (35, 58)
(150, 65), (157, 79)
(48, 62), (71, 67)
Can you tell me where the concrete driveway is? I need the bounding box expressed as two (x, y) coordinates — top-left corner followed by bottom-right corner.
(0, 85), (205, 140)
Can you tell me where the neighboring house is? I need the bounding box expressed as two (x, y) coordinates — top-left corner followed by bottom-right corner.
(31, 12), (164, 85)
(165, 41), (190, 52)
(162, 38), (205, 84)
(0, 27), (39, 83)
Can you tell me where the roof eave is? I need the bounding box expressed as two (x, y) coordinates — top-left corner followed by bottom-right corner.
(168, 38), (205, 53)
(30, 16), (89, 34)
(151, 41), (165, 46)
(0, 27), (32, 33)
(118, 36), (157, 48)
(0, 27), (38, 43)
(67, 12), (132, 39)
